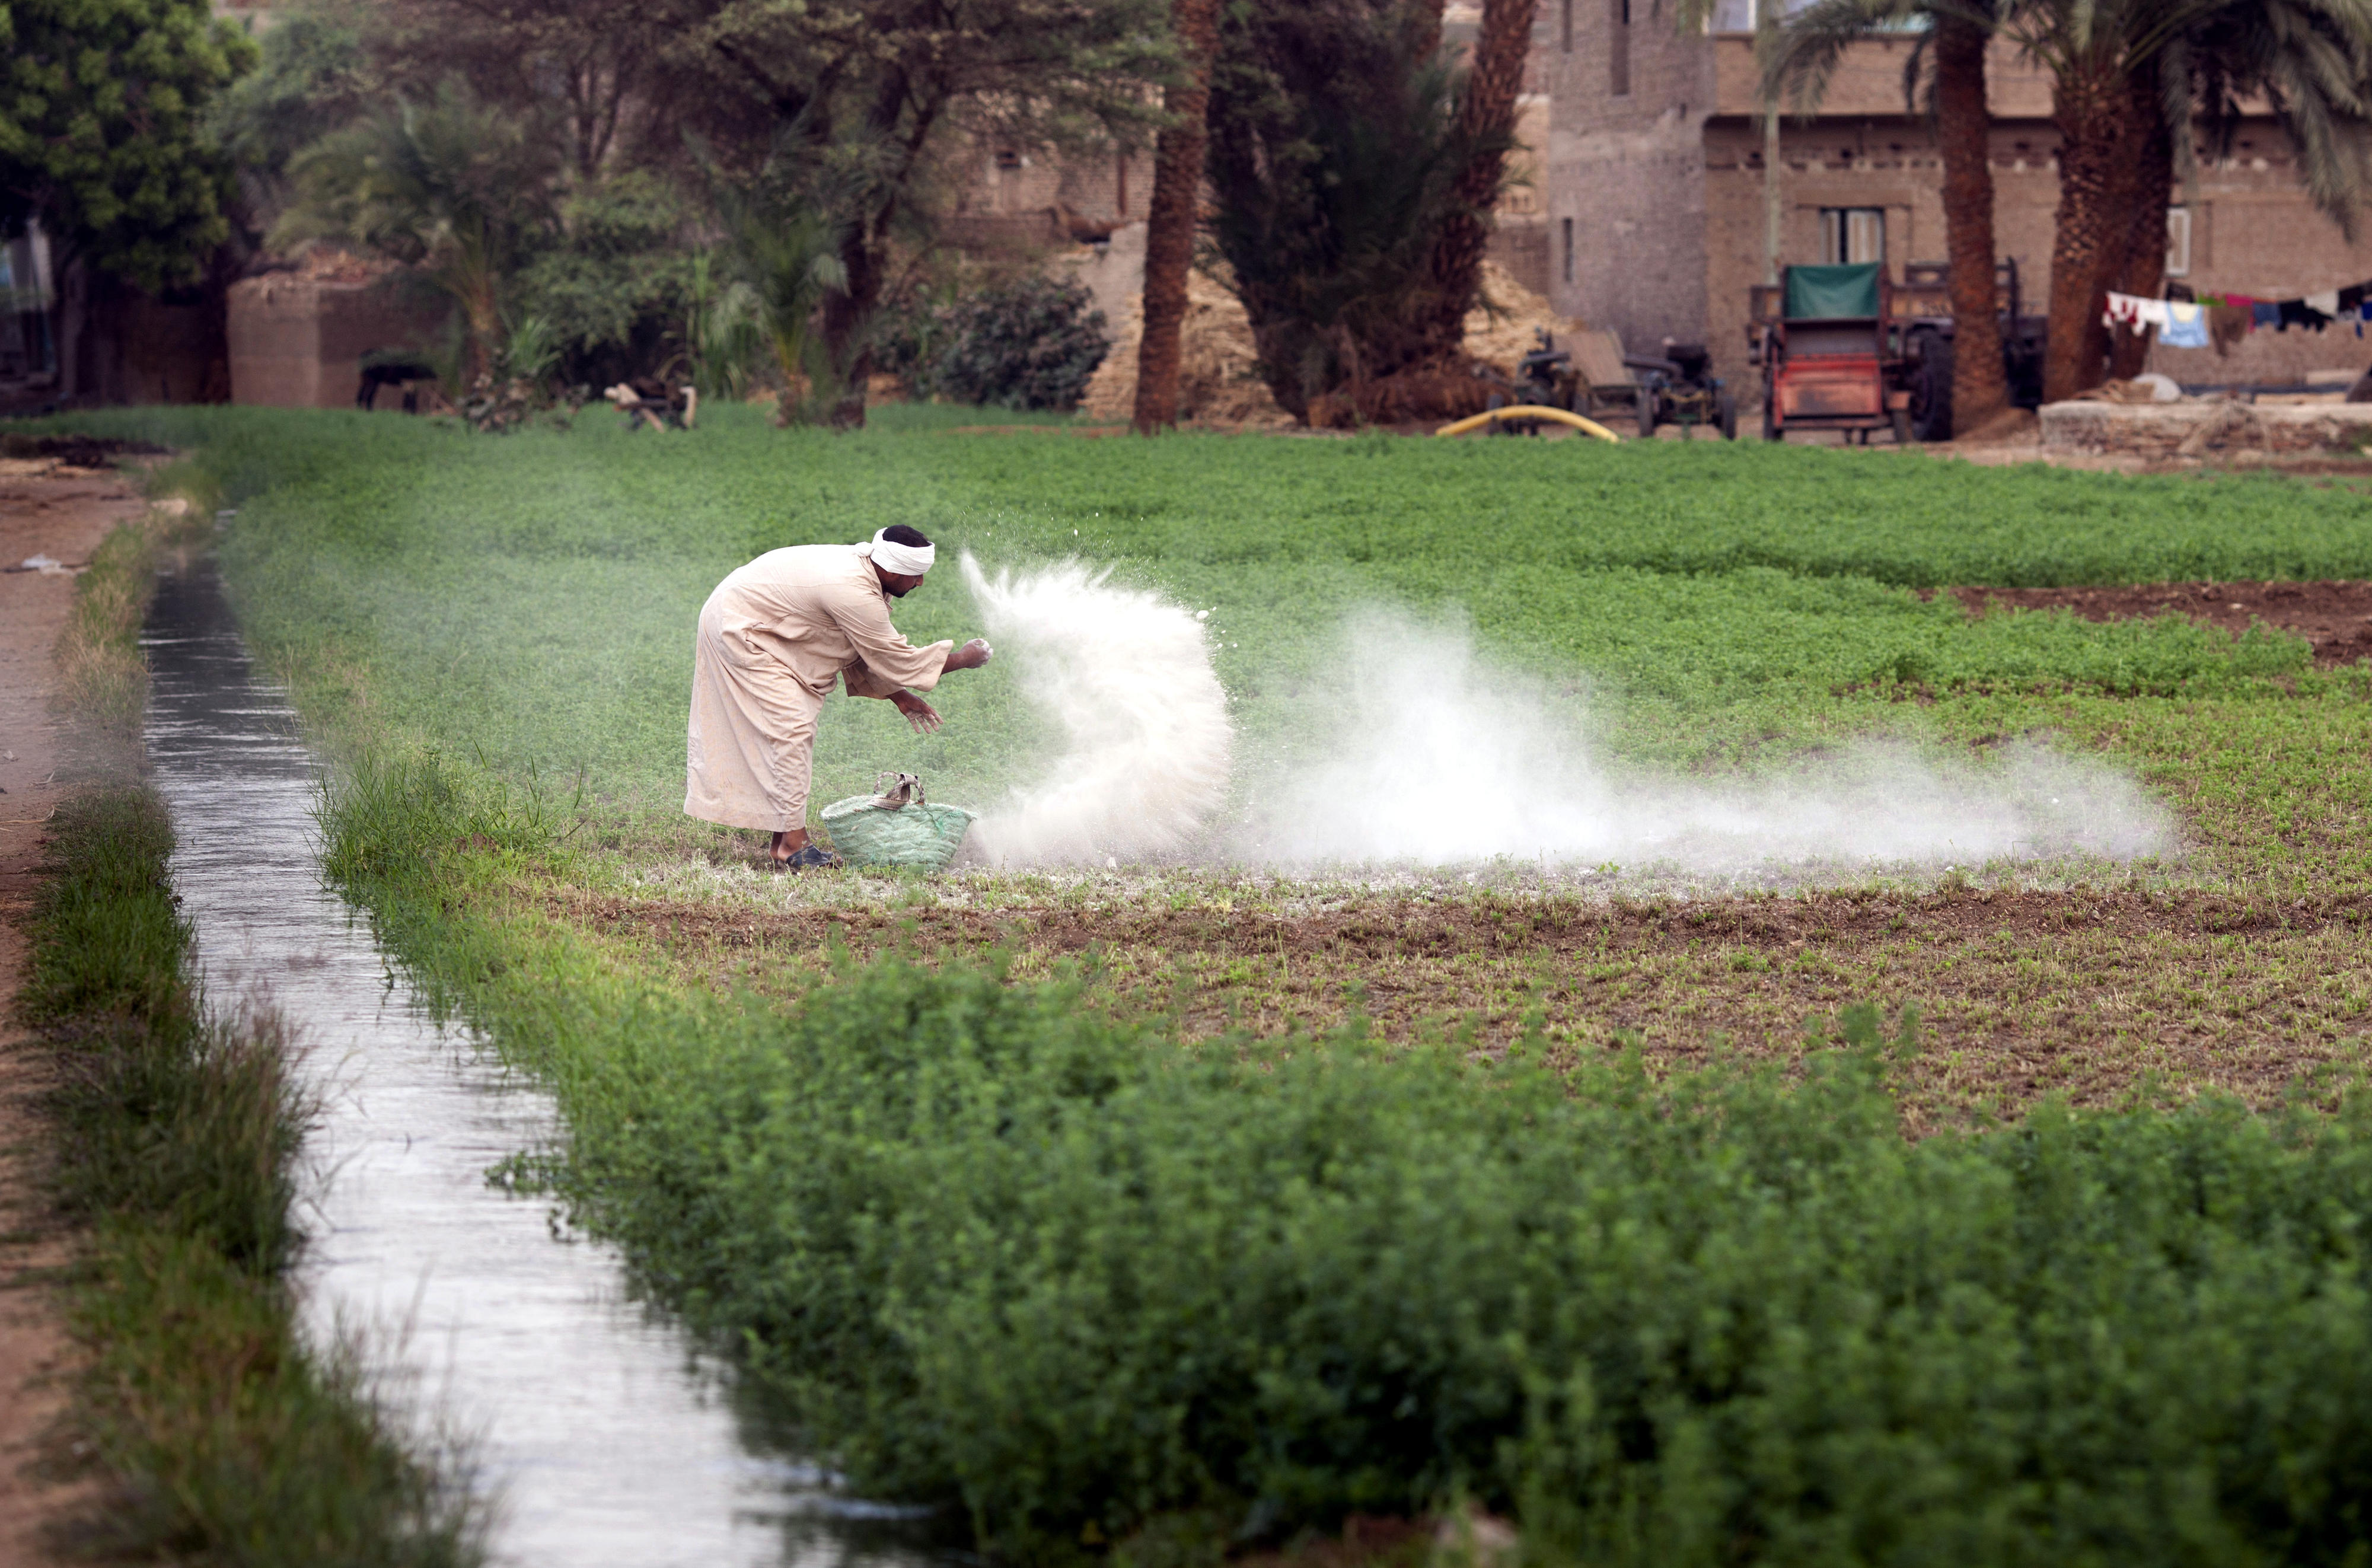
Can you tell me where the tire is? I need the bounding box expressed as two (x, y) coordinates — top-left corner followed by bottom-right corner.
(1718, 389), (1739, 441)
(1910, 334), (1955, 442)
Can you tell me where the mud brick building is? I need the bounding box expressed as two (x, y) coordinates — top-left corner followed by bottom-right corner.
(1534, 2), (2372, 397)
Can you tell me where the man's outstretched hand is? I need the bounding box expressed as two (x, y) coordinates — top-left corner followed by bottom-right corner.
(890, 690), (942, 735)
(944, 638), (993, 673)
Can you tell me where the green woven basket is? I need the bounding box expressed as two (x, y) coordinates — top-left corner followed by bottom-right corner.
(818, 793), (977, 872)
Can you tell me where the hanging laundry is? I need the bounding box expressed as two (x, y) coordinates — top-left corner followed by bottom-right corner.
(2341, 284), (2367, 313)
(2307, 289), (2343, 317)
(2279, 299), (2333, 332)
(2160, 302), (2210, 349)
(2101, 292), (2169, 334)
(2207, 305), (2252, 357)
(2252, 301), (2282, 329)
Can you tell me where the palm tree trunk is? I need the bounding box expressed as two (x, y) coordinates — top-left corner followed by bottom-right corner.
(1420, 0), (1539, 356)
(2043, 50), (2125, 404)
(821, 227), (879, 429)
(2106, 68), (2173, 383)
(1934, 10), (2010, 432)
(1133, 0), (1222, 434)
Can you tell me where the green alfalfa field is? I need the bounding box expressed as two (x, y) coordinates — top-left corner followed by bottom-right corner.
(30, 401), (2372, 1564)
(59, 399), (2372, 1116)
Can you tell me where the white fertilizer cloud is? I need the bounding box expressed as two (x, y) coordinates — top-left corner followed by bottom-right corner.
(962, 554), (1233, 866)
(956, 567), (2172, 875)
(1241, 612), (2173, 874)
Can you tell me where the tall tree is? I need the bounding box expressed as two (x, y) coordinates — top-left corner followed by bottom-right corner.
(654, 0), (1172, 426)
(0, 0), (255, 290)
(1133, 0), (1221, 434)
(2006, 0), (2372, 401)
(2099, 56), (2172, 381)
(1205, 0), (1500, 423)
(348, 0), (666, 181)
(1931, 7), (2013, 428)
(1418, 0), (1539, 356)
(1765, 0), (2012, 435)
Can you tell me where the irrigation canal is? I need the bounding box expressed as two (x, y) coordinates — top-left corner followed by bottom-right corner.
(143, 560), (947, 1567)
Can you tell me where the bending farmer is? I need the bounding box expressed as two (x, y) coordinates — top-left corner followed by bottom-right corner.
(685, 526), (991, 870)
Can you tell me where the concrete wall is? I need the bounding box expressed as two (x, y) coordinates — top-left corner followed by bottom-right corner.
(1539, 0), (1716, 358)
(227, 275), (449, 409)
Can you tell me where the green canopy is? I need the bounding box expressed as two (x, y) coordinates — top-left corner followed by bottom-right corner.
(1784, 263), (1881, 320)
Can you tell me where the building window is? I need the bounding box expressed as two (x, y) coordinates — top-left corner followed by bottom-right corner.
(1609, 0), (1630, 95)
(1819, 207), (1885, 265)
(1561, 217), (1575, 283)
(1561, 0), (1573, 51)
(2166, 205), (2191, 276)
(994, 149), (1021, 171)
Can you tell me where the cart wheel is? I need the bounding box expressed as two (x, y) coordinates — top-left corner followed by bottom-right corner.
(1718, 390), (1739, 441)
(1634, 388), (1656, 440)
(1892, 409), (1914, 444)
(1910, 335), (1954, 441)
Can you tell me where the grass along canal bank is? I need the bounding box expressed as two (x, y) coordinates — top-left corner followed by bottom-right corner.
(3, 456), (481, 1564)
(18, 404), (2372, 1561)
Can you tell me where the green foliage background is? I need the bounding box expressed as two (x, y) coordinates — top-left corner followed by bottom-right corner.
(0, 0), (256, 289)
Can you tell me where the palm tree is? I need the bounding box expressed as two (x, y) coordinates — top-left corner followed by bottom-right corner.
(275, 80), (557, 383)
(1134, 0), (1223, 434)
(1999, 0), (2372, 401)
(2102, 0), (2372, 381)
(1765, 0), (2014, 436)
(711, 180), (850, 426)
(1418, 0), (1545, 359)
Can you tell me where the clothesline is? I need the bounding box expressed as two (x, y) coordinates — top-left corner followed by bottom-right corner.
(2105, 278), (2372, 347)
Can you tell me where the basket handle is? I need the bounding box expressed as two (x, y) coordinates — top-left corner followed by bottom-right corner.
(871, 771), (926, 809)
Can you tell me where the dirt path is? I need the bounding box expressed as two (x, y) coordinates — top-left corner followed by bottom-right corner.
(0, 454), (148, 1566)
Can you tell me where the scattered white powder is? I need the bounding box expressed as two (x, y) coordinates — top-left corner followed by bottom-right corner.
(958, 574), (2172, 876)
(962, 554), (1233, 866)
(1238, 610), (2174, 872)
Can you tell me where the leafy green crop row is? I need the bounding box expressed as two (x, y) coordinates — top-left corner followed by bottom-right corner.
(318, 754), (2372, 1567)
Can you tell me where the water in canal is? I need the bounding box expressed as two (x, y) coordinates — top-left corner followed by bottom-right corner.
(142, 561), (948, 1568)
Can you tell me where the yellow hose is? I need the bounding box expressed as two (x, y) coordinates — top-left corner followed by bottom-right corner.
(1433, 405), (1622, 442)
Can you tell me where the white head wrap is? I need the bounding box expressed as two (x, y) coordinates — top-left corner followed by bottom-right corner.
(858, 528), (935, 576)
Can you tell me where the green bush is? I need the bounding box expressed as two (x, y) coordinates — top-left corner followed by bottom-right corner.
(930, 275), (1111, 411)
(508, 949), (2372, 1565)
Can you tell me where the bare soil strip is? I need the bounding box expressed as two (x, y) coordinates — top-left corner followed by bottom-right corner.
(540, 881), (2371, 1134)
(0, 456), (147, 1566)
(1952, 578), (2372, 665)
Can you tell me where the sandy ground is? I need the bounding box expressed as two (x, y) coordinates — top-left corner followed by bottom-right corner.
(0, 457), (146, 1565)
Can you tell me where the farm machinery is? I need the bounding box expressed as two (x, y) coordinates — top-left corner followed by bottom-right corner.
(1748, 259), (2045, 443)
(1471, 329), (1738, 439)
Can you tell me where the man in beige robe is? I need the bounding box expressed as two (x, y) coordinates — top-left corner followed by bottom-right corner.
(686, 525), (991, 869)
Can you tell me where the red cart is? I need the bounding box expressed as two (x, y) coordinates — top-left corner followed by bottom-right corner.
(1747, 263), (1914, 445)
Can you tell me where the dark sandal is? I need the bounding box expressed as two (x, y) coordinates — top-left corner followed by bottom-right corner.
(770, 843), (842, 873)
